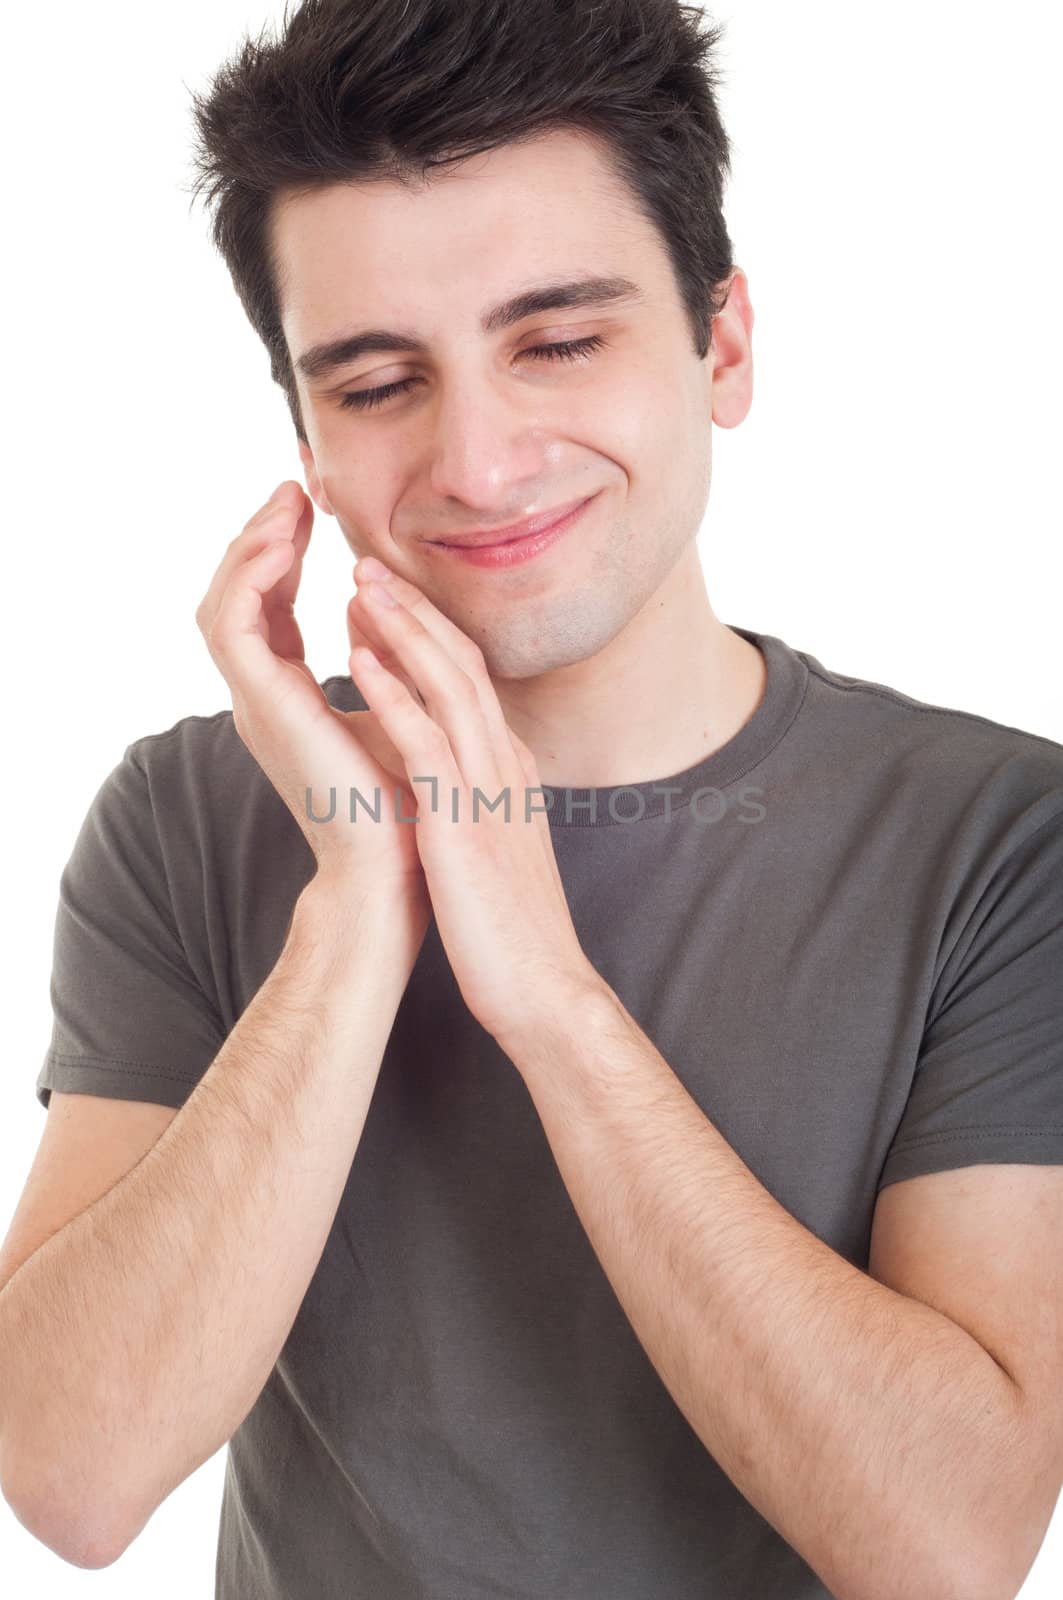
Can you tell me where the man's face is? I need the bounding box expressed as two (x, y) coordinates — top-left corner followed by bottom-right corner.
(273, 128), (741, 681)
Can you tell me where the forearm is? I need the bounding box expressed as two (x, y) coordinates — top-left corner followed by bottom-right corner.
(504, 984), (1027, 1600)
(0, 875), (425, 1568)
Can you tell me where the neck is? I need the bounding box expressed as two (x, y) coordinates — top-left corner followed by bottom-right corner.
(492, 544), (768, 791)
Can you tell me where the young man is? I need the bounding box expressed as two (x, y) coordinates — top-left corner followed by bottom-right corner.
(4, 2), (1061, 1595)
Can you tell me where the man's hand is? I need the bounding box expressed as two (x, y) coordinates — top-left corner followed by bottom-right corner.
(195, 481), (430, 932)
(346, 556), (601, 1042)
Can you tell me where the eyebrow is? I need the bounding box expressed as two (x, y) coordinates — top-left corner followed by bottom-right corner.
(294, 274), (644, 384)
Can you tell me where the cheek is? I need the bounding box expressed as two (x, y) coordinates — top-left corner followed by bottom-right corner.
(319, 464), (405, 549)
(320, 461), (391, 504)
(589, 365), (680, 471)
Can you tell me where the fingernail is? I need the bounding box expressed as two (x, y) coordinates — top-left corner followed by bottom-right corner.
(270, 481), (290, 500)
(357, 556), (393, 582)
(364, 580), (398, 608)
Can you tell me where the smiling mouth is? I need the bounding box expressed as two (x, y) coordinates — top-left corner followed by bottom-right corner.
(428, 495), (593, 549)
(423, 492), (599, 569)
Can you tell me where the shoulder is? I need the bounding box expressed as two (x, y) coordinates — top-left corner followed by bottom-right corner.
(125, 671), (367, 771)
(116, 672), (370, 834)
(793, 643), (1063, 857)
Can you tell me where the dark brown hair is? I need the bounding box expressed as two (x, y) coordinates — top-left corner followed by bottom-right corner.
(185, 0), (737, 445)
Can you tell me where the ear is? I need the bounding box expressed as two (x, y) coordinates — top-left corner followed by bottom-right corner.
(297, 437), (335, 516)
(707, 266), (754, 430)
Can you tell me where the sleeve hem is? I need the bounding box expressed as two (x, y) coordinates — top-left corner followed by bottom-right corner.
(877, 1128), (1063, 1191)
(886, 1126), (1063, 1151)
(37, 1053), (202, 1111)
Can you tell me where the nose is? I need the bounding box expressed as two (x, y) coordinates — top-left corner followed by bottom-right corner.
(422, 370), (562, 514)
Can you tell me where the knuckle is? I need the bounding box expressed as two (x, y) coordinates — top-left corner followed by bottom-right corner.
(441, 675), (477, 713)
(229, 514), (278, 562)
(249, 499), (289, 531)
(369, 642), (401, 671)
(459, 637), (487, 675)
(239, 503), (277, 538)
(425, 722), (451, 759)
(225, 528), (253, 560)
(203, 616), (230, 659)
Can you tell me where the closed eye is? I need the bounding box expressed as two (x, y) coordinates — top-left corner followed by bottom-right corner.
(337, 334), (608, 413)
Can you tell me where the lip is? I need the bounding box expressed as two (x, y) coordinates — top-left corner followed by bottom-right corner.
(426, 493), (597, 570)
(428, 494), (594, 549)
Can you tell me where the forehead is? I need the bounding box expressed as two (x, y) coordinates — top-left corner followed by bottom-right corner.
(270, 128), (661, 343)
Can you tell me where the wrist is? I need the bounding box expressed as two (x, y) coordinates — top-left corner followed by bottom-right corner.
(495, 964), (617, 1063)
(294, 869), (430, 966)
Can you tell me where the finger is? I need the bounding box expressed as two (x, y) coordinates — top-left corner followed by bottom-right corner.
(196, 489), (299, 641)
(202, 536), (310, 708)
(195, 481), (305, 639)
(508, 727), (541, 784)
(352, 584), (506, 794)
(346, 592), (424, 706)
(349, 647), (463, 812)
(262, 491), (314, 663)
(354, 562), (517, 771)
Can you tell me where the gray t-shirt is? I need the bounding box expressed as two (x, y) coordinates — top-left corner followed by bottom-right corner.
(36, 623), (1063, 1599)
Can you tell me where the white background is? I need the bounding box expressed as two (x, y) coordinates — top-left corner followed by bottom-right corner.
(1, 0), (1060, 1592)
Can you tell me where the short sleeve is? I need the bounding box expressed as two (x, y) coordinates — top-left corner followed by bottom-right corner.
(36, 742), (228, 1112)
(878, 801), (1063, 1191)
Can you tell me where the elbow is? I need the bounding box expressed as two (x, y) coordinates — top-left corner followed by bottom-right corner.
(950, 1550), (1024, 1600)
(2, 1466), (131, 1570)
(968, 1536), (1052, 1600)
(831, 1528), (1019, 1600)
(950, 1417), (1062, 1600)
(938, 1526), (1033, 1600)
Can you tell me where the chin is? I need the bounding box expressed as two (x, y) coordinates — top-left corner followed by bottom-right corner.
(478, 611), (622, 683)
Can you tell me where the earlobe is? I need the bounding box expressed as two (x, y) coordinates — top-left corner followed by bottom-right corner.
(297, 439), (334, 516)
